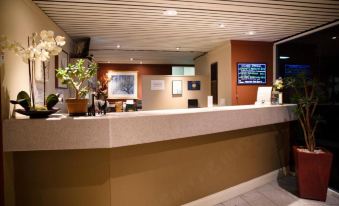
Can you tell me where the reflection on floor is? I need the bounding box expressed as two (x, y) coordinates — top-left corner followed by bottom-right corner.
(215, 176), (339, 206)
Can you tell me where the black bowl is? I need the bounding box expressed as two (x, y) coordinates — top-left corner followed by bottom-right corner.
(15, 109), (60, 119)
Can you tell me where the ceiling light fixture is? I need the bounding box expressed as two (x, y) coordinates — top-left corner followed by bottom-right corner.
(279, 56), (290, 60)
(218, 23), (225, 28)
(176, 47), (180, 51)
(140, 61), (143, 64)
(332, 36), (337, 40)
(246, 31), (256, 35)
(130, 58), (134, 61)
(163, 9), (177, 16)
(116, 44), (121, 48)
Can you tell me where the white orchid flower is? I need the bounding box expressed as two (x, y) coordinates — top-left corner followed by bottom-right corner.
(1, 29), (66, 64)
(40, 49), (50, 61)
(55, 36), (65, 46)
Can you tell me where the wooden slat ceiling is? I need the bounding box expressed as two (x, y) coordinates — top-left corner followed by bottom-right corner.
(33, 0), (339, 64)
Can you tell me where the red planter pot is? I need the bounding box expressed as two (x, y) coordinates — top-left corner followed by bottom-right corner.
(293, 146), (333, 201)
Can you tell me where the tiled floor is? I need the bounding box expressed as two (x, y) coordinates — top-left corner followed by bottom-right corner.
(215, 176), (339, 206)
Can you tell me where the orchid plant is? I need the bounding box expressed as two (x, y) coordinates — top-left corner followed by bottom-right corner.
(0, 30), (65, 109)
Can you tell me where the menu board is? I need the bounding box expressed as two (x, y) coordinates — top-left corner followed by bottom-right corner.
(237, 63), (267, 85)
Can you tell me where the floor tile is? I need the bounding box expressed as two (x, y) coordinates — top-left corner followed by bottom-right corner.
(325, 192), (339, 205)
(257, 183), (298, 205)
(222, 196), (251, 206)
(212, 176), (339, 206)
(241, 190), (277, 206)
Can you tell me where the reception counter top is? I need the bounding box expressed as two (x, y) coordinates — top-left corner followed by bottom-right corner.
(3, 104), (297, 152)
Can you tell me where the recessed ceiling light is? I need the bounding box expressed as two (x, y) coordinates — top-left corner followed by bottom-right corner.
(218, 23), (225, 28)
(116, 44), (121, 48)
(140, 61), (143, 64)
(163, 9), (177, 16)
(130, 58), (134, 61)
(176, 47), (180, 51)
(108, 61), (111, 63)
(332, 36), (337, 40)
(279, 56), (290, 60)
(246, 31), (256, 35)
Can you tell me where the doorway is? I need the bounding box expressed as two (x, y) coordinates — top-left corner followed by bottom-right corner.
(211, 62), (218, 105)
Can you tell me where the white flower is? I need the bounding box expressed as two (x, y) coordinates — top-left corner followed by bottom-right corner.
(49, 46), (62, 56)
(2, 29), (65, 64)
(40, 49), (50, 61)
(40, 30), (48, 40)
(55, 36), (65, 46)
(47, 30), (54, 38)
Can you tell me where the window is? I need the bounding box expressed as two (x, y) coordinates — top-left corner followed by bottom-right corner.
(172, 66), (195, 76)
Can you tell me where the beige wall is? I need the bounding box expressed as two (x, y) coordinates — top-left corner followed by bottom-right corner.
(0, 0), (73, 205)
(142, 75), (209, 110)
(12, 123), (290, 206)
(0, 0), (73, 119)
(194, 41), (232, 105)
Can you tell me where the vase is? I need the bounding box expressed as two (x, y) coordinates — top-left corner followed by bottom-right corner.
(293, 146), (333, 201)
(66, 99), (88, 116)
(278, 92), (283, 105)
(271, 91), (279, 105)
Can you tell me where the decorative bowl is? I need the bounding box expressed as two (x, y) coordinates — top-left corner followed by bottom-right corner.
(15, 109), (60, 119)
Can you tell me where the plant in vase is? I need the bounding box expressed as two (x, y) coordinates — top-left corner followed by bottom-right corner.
(0, 31), (66, 118)
(285, 75), (332, 201)
(272, 77), (284, 105)
(56, 59), (97, 116)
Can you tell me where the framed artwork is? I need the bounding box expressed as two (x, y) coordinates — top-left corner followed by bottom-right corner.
(172, 80), (182, 95)
(188, 81), (200, 90)
(55, 50), (68, 89)
(107, 71), (138, 99)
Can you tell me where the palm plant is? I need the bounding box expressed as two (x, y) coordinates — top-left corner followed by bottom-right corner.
(285, 75), (320, 152)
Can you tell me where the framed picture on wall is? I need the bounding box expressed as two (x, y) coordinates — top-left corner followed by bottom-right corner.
(107, 71), (138, 99)
(188, 81), (200, 90)
(55, 50), (68, 89)
(172, 80), (182, 95)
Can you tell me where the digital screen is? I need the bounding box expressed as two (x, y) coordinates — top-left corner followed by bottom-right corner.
(284, 64), (311, 77)
(237, 63), (267, 85)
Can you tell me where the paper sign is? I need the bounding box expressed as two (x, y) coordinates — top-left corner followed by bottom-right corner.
(151, 80), (165, 90)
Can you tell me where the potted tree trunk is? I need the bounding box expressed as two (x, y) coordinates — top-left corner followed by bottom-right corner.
(56, 59), (97, 116)
(286, 75), (333, 201)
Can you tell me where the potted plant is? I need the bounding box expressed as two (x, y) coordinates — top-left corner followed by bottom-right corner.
(56, 59), (97, 116)
(1, 30), (65, 118)
(285, 75), (333, 201)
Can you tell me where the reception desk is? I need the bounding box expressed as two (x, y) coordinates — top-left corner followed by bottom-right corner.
(4, 104), (296, 152)
(3, 105), (297, 206)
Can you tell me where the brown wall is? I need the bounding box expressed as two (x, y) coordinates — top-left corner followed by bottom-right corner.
(13, 123), (290, 206)
(231, 40), (273, 105)
(98, 64), (174, 99)
(0, 55), (3, 205)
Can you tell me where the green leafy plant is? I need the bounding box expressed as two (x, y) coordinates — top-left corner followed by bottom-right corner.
(56, 59), (97, 99)
(285, 75), (321, 152)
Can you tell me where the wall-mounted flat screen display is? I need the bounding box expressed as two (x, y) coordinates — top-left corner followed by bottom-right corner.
(237, 63), (267, 85)
(284, 64), (311, 77)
